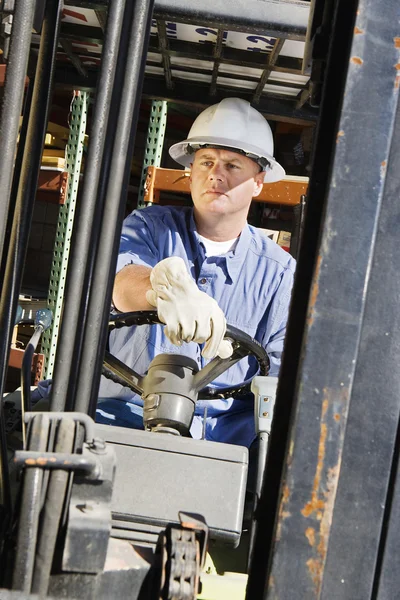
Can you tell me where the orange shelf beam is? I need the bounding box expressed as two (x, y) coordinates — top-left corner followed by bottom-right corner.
(9, 347), (45, 386)
(36, 169), (68, 205)
(144, 166), (308, 206)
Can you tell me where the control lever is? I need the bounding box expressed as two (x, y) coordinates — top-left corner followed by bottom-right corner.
(21, 309), (52, 446)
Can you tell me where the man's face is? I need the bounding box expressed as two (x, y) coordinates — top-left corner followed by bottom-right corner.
(189, 147), (265, 220)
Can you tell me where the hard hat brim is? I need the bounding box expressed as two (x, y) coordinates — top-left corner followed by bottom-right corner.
(169, 137), (286, 183)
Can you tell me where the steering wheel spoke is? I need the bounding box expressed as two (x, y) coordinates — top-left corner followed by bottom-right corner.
(102, 351), (143, 395)
(191, 344), (250, 392)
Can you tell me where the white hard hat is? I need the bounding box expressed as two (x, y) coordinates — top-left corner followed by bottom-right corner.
(169, 97), (285, 183)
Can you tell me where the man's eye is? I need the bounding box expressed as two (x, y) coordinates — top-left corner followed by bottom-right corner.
(201, 161), (213, 166)
(227, 163), (239, 169)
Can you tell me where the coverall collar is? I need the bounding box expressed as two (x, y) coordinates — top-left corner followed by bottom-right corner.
(188, 209), (251, 283)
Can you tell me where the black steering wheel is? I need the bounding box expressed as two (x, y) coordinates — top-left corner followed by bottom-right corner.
(102, 311), (270, 400)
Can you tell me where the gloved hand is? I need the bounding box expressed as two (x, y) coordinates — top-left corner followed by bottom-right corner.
(146, 257), (233, 359)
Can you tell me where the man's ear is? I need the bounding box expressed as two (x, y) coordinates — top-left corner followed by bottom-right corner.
(188, 163), (193, 184)
(252, 172), (265, 197)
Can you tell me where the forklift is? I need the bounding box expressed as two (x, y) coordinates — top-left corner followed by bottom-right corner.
(1, 0), (400, 598)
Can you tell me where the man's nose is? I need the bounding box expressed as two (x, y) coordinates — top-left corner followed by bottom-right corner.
(208, 164), (224, 180)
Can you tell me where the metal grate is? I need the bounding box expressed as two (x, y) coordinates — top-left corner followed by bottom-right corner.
(27, 1), (318, 123)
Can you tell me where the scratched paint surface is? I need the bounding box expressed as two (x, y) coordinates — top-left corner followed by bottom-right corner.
(265, 3), (400, 597)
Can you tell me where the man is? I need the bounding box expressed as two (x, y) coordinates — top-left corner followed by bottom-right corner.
(97, 97), (296, 450)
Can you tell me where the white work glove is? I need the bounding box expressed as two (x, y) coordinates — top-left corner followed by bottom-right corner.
(146, 257), (233, 360)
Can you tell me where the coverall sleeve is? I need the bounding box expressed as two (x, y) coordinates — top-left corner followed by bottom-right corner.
(263, 263), (295, 377)
(116, 209), (159, 274)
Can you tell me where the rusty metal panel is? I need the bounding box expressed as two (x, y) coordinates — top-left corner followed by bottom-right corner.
(247, 0), (400, 598)
(321, 78), (400, 600)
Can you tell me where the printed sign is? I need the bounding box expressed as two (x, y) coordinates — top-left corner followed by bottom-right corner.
(62, 8), (100, 27)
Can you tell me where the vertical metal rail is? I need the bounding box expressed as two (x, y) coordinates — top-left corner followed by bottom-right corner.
(0, 0), (36, 268)
(247, 0), (400, 597)
(12, 414), (50, 592)
(253, 37), (285, 104)
(156, 20), (173, 90)
(31, 419), (75, 596)
(49, 0), (127, 413)
(0, 0), (61, 526)
(321, 72), (400, 600)
(289, 194), (306, 260)
(137, 99), (168, 208)
(41, 91), (89, 379)
(209, 29), (225, 97)
(75, 0), (155, 416)
(0, 77), (34, 286)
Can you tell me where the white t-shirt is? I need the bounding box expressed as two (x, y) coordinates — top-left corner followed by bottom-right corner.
(197, 234), (239, 256)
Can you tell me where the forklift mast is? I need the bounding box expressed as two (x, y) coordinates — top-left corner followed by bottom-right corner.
(0, 0), (400, 598)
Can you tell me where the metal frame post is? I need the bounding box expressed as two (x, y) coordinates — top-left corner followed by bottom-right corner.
(0, 0), (36, 267)
(74, 0), (155, 417)
(41, 91), (89, 379)
(49, 0), (128, 413)
(137, 99), (168, 208)
(323, 66), (400, 600)
(247, 0), (400, 597)
(0, 0), (62, 526)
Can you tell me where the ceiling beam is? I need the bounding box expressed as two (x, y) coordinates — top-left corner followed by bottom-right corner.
(60, 39), (88, 79)
(59, 25), (305, 75)
(253, 37), (285, 103)
(140, 77), (317, 125)
(53, 66), (318, 125)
